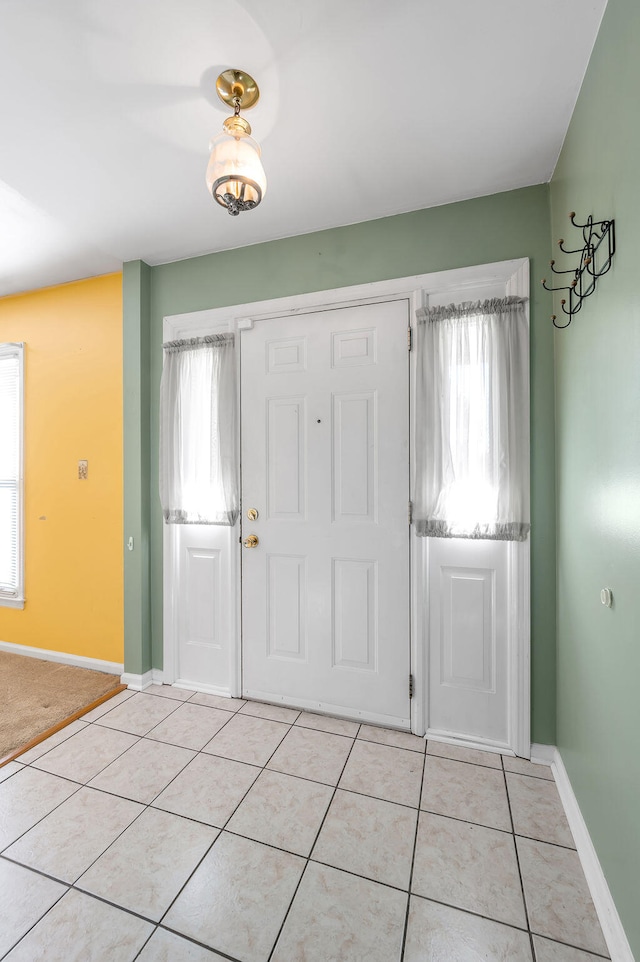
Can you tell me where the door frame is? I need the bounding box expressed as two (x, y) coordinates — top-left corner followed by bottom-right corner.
(162, 257), (530, 751)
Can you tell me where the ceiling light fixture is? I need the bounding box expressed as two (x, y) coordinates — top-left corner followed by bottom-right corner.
(206, 68), (266, 216)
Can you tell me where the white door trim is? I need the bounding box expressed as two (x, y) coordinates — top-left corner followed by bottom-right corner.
(509, 259), (532, 758)
(162, 258), (530, 752)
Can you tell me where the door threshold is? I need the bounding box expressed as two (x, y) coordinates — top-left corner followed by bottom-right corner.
(426, 729), (512, 757)
(243, 688), (412, 732)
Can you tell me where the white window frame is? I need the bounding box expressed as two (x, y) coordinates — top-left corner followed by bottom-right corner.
(0, 342), (25, 608)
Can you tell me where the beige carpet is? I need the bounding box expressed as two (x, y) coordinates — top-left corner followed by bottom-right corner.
(0, 650), (123, 762)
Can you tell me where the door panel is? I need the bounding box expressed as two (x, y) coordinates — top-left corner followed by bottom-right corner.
(172, 523), (234, 690)
(428, 538), (509, 745)
(241, 300), (410, 726)
(333, 392), (376, 521)
(267, 397), (306, 518)
(266, 554), (306, 660)
(332, 557), (378, 671)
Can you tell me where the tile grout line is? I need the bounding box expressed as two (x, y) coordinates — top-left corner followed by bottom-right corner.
(404, 892), (611, 958)
(176, 685), (422, 743)
(155, 709), (347, 946)
(0, 848), (611, 962)
(0, 850), (228, 960)
(90, 687), (208, 739)
(0, 727), (146, 861)
(155, 923), (245, 962)
(0, 699), (609, 962)
(266, 723), (362, 962)
(136, 709), (294, 933)
(0, 692), (224, 959)
(426, 749), (504, 770)
(528, 932), (611, 960)
(9, 717), (91, 766)
(18, 706), (367, 855)
(0, 776), (86, 860)
(5, 705), (511, 868)
(502, 766), (555, 782)
(0, 861), (69, 962)
(501, 756), (536, 960)
(0, 849), (187, 962)
(78, 693), (249, 809)
(399, 747), (428, 961)
(3, 742), (608, 962)
(121, 825), (220, 930)
(143, 703), (296, 810)
(405, 891), (535, 936)
(501, 761), (608, 959)
(153, 774), (265, 928)
(45, 693), (225, 877)
(22, 686), (189, 782)
(0, 694), (587, 961)
(129, 925), (157, 962)
(304, 855), (415, 898)
(15, 737), (506, 822)
(429, 746), (554, 781)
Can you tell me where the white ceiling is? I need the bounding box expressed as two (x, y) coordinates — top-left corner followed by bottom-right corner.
(0, 0), (607, 297)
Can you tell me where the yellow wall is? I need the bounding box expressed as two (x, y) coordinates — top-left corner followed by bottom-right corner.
(0, 274), (123, 664)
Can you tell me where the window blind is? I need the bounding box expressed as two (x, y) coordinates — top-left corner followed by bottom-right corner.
(0, 344), (23, 601)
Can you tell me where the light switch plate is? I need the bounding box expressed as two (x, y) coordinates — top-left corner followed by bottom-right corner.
(78, 460), (88, 480)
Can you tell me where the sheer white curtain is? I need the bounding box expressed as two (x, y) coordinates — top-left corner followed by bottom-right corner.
(414, 297), (529, 541)
(159, 333), (239, 526)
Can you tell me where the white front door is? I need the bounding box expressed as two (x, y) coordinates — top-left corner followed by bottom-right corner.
(240, 299), (411, 727)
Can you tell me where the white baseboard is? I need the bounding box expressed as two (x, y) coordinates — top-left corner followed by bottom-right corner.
(0, 639), (123, 676)
(530, 742), (555, 766)
(552, 748), (634, 962)
(121, 668), (163, 690)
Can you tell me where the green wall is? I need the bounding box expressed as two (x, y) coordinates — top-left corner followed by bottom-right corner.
(550, 0), (640, 953)
(123, 260), (152, 675)
(125, 183), (557, 744)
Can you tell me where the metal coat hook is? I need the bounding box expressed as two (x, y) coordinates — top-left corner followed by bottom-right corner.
(541, 212), (615, 328)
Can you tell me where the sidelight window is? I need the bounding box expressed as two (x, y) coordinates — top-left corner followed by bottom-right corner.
(0, 342), (24, 606)
(414, 297), (530, 541)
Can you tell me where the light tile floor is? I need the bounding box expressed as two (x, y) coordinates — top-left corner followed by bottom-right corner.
(0, 687), (610, 961)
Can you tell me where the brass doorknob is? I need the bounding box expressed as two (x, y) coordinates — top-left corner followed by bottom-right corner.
(243, 534), (259, 548)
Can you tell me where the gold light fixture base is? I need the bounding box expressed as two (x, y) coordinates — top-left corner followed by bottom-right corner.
(223, 115), (252, 137)
(216, 69), (260, 110)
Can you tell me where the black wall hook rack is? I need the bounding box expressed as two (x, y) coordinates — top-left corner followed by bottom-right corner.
(541, 212), (615, 329)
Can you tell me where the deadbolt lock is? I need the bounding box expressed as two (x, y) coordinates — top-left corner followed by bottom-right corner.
(243, 534), (259, 548)
(247, 508), (259, 521)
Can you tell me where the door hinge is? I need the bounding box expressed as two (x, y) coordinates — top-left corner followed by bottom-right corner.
(407, 326), (412, 352)
(408, 500), (413, 525)
(409, 674), (414, 699)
